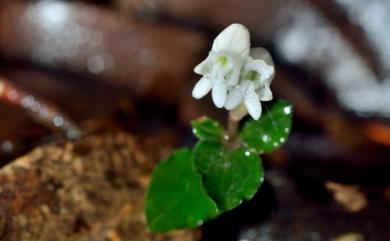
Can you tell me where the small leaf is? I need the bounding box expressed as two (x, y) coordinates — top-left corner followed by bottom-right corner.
(191, 117), (224, 142)
(240, 99), (292, 153)
(145, 149), (219, 232)
(193, 141), (264, 211)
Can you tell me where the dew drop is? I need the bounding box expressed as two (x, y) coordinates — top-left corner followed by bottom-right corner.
(38, 106), (49, 118)
(53, 116), (64, 127)
(87, 55), (104, 74)
(7, 90), (18, 101)
(260, 177), (264, 183)
(31, 102), (41, 112)
(273, 142), (278, 147)
(67, 128), (82, 140)
(262, 134), (269, 142)
(284, 127), (289, 133)
(244, 151), (251, 156)
(21, 96), (35, 108)
(1, 141), (13, 153)
(283, 106), (291, 114)
(280, 137), (285, 142)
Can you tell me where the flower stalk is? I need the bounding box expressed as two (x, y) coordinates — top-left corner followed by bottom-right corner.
(225, 104), (248, 147)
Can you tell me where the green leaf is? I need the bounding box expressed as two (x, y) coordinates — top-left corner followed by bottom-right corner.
(191, 116), (224, 142)
(240, 99), (292, 154)
(145, 148), (219, 232)
(192, 141), (264, 211)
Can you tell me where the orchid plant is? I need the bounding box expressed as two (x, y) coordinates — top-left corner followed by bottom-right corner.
(145, 24), (292, 232)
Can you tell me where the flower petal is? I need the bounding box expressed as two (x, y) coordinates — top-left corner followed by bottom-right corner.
(192, 77), (212, 99)
(249, 47), (274, 66)
(212, 78), (227, 108)
(244, 84), (262, 120)
(194, 57), (211, 75)
(211, 23), (250, 59)
(256, 86), (273, 101)
(227, 65), (241, 86)
(249, 47), (275, 85)
(225, 86), (245, 110)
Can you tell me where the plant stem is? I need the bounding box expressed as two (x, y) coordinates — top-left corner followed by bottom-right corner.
(227, 112), (239, 141)
(224, 104), (248, 148)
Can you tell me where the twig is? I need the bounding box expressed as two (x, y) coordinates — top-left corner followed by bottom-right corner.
(0, 77), (81, 140)
(307, 0), (383, 80)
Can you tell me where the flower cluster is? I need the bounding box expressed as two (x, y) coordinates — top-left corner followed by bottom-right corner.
(192, 23), (275, 120)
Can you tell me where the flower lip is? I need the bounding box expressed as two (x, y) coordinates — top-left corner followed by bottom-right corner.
(209, 51), (235, 71)
(240, 55), (274, 91)
(245, 70), (260, 81)
(217, 56), (228, 66)
(248, 47), (275, 84)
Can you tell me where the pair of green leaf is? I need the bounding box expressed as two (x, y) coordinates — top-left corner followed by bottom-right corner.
(146, 100), (292, 232)
(192, 99), (293, 154)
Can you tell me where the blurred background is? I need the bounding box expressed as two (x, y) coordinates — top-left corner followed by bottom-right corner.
(0, 0), (389, 240)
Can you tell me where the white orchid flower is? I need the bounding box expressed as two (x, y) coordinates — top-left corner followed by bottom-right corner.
(192, 23), (250, 108)
(192, 23), (275, 120)
(225, 47), (275, 120)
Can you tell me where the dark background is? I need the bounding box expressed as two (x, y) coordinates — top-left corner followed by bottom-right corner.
(0, 0), (389, 240)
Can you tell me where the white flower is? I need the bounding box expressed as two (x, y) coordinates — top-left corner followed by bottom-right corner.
(225, 47), (275, 120)
(192, 23), (250, 108)
(192, 23), (275, 120)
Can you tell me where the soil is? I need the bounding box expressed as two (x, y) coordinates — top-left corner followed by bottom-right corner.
(0, 133), (199, 241)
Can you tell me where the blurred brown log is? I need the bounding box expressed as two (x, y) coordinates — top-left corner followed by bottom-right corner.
(0, 1), (207, 103)
(0, 132), (198, 241)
